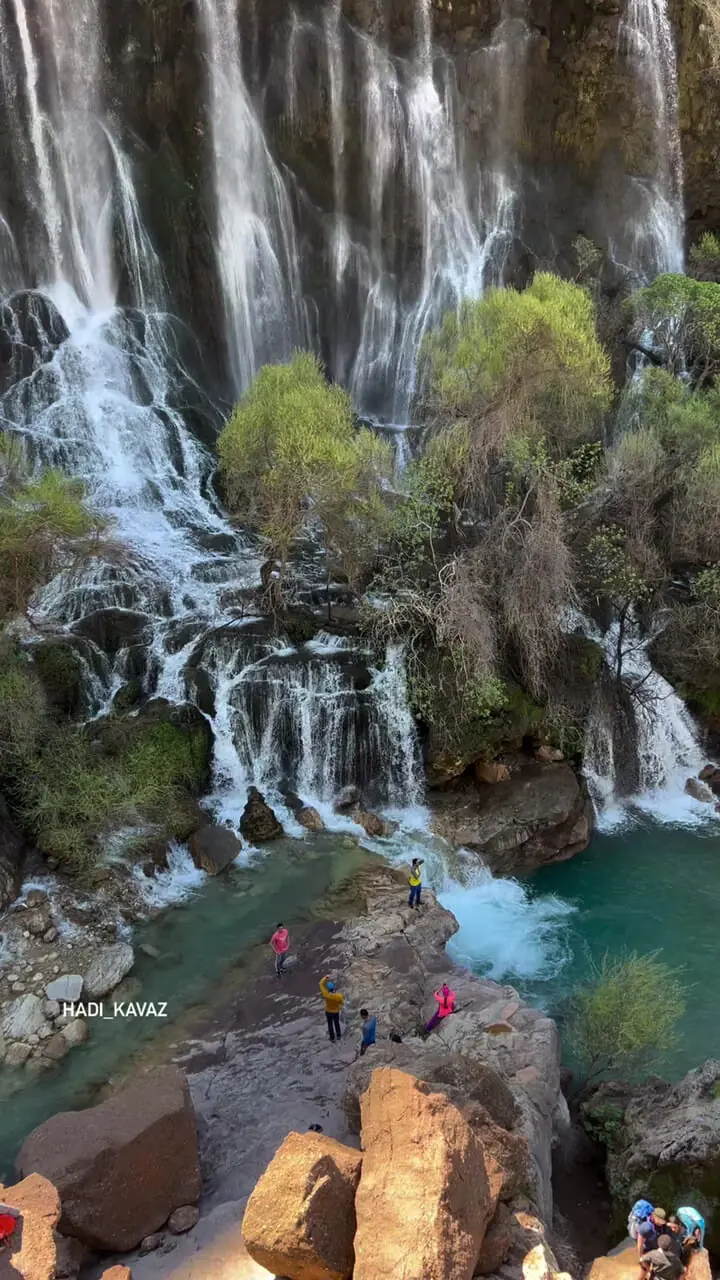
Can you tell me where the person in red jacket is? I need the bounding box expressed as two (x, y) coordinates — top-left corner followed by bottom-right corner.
(425, 982), (456, 1032)
(270, 923), (290, 977)
(0, 1202), (19, 1251)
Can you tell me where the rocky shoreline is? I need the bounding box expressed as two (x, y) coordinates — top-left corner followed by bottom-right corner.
(1, 862), (575, 1279)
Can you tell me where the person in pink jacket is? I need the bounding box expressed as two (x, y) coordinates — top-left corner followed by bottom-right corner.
(425, 982), (456, 1032)
(270, 923), (290, 977)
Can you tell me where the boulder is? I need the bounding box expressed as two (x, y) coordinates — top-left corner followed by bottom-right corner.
(605, 1059), (720, 1253)
(522, 1242), (572, 1280)
(588, 1249), (654, 1280)
(353, 1068), (493, 1280)
(16, 1065), (201, 1251)
(100, 1270), (133, 1280)
(352, 810), (394, 838)
(296, 805), (325, 832)
(2, 994), (46, 1041)
(475, 761), (511, 784)
(685, 777), (715, 803)
(83, 943), (134, 999)
(167, 1205), (199, 1234)
(189, 824), (242, 875)
(334, 785), (361, 812)
(242, 1130), (361, 1280)
(699, 765), (720, 794)
(43, 1033), (69, 1062)
(45, 975), (83, 1004)
(5, 1041), (32, 1067)
(62, 1019), (89, 1048)
(239, 787), (284, 843)
(687, 1251), (712, 1280)
(0, 1173), (61, 1280)
(430, 762), (593, 875)
(474, 1203), (512, 1274)
(72, 608), (150, 656)
(534, 745), (564, 763)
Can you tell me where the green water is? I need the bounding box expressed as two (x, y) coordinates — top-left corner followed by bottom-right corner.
(528, 818), (720, 1078)
(443, 815), (720, 1080)
(0, 836), (372, 1180)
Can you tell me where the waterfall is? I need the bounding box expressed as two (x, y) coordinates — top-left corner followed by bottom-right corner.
(194, 0), (308, 394)
(617, 0), (684, 276)
(577, 616), (711, 827)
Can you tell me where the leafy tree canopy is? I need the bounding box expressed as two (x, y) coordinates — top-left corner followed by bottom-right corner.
(218, 353), (393, 595)
(564, 950), (686, 1084)
(629, 274), (720, 386)
(422, 272), (612, 461)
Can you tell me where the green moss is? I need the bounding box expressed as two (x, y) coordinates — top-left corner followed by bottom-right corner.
(31, 640), (85, 717)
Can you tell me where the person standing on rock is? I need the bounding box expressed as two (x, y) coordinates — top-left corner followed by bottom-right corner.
(359, 1008), (377, 1056)
(270, 923), (290, 977)
(408, 858), (423, 909)
(319, 974), (344, 1041)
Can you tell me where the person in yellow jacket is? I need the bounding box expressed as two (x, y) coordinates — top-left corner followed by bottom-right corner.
(408, 857), (423, 909)
(319, 974), (345, 1042)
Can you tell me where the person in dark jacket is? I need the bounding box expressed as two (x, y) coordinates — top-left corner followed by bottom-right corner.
(638, 1235), (684, 1280)
(359, 1008), (377, 1056)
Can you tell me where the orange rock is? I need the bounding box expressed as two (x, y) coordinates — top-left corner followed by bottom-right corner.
(0, 1173), (60, 1280)
(100, 1269), (133, 1280)
(462, 1103), (530, 1203)
(354, 1068), (493, 1280)
(535, 745), (564, 763)
(522, 1242), (572, 1280)
(687, 1251), (712, 1280)
(587, 1245), (639, 1280)
(242, 1130), (361, 1280)
(475, 761), (511, 785)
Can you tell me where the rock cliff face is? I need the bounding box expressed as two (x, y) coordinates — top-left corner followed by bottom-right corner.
(594, 1059), (720, 1255)
(39, 0), (718, 393)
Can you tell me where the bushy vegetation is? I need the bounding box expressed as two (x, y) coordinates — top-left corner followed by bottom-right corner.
(0, 645), (209, 874)
(218, 353), (392, 604)
(564, 951), (686, 1083)
(0, 438), (104, 621)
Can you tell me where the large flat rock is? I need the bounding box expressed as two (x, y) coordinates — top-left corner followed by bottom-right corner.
(16, 1066), (201, 1252)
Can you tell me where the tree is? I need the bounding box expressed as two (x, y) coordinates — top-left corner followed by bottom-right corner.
(218, 353), (393, 607)
(564, 950), (686, 1084)
(421, 272), (612, 485)
(0, 443), (104, 621)
(629, 274), (720, 386)
(689, 230), (720, 284)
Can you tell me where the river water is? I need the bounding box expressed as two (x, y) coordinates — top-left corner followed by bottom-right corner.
(444, 813), (720, 1081)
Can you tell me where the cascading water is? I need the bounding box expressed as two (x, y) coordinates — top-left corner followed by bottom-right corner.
(278, 0), (530, 424)
(616, 0), (684, 276)
(194, 0), (308, 394)
(577, 615), (711, 826)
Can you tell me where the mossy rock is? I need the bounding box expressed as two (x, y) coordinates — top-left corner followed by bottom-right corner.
(31, 639), (86, 717)
(112, 678), (145, 714)
(425, 678), (544, 786)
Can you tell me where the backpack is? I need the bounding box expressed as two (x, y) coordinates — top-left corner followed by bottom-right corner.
(628, 1200), (654, 1239)
(676, 1207), (705, 1245)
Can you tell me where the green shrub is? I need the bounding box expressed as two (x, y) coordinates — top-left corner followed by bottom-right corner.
(689, 230), (720, 283)
(0, 465), (104, 620)
(422, 273), (612, 460)
(564, 950), (686, 1083)
(218, 353), (392, 598)
(629, 274), (720, 386)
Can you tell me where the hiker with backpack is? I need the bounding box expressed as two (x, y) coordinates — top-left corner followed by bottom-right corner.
(634, 1206), (671, 1255)
(676, 1207), (705, 1252)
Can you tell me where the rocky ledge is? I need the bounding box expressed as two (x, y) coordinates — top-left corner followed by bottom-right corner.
(430, 758), (594, 875)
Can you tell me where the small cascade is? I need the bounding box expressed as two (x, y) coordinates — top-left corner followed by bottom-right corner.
(617, 0), (684, 276)
(194, 0), (308, 394)
(578, 616), (712, 826)
(194, 628), (423, 827)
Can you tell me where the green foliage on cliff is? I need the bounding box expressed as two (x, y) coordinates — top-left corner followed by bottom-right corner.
(565, 950), (686, 1083)
(0, 646), (209, 873)
(423, 272), (612, 462)
(218, 353), (393, 600)
(0, 446), (104, 621)
(689, 231), (720, 283)
(629, 274), (720, 386)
